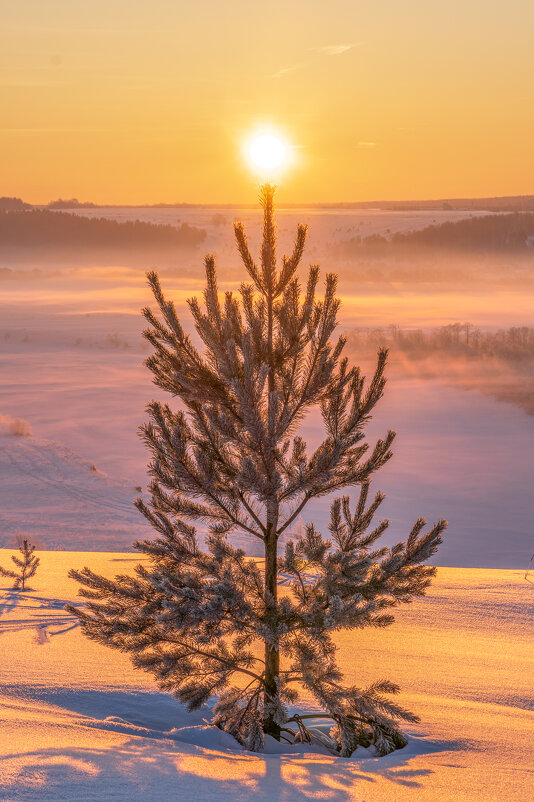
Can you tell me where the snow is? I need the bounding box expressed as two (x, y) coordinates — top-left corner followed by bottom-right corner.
(0, 432), (150, 550)
(1, 374), (533, 567)
(0, 550), (532, 800)
(1, 205), (533, 797)
(2, 206), (534, 564)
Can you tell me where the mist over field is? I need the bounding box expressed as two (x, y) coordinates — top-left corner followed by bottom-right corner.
(1, 206), (533, 567)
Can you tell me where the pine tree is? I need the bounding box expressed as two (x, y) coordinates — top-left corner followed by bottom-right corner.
(0, 538), (40, 591)
(67, 185), (446, 756)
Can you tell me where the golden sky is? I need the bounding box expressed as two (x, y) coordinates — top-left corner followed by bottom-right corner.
(1, 0), (533, 204)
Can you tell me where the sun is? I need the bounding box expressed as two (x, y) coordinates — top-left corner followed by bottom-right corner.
(248, 134), (287, 170)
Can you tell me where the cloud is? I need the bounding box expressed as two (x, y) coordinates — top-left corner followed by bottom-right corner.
(270, 63), (303, 79)
(357, 141), (377, 148)
(316, 44), (358, 56)
(271, 44), (359, 78)
(0, 414), (32, 437)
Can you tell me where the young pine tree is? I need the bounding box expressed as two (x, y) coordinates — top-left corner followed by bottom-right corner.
(0, 538), (40, 591)
(67, 186), (446, 756)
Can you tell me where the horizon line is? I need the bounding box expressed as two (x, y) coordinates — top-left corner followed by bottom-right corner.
(10, 191), (534, 211)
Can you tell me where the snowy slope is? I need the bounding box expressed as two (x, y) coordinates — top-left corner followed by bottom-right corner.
(0, 431), (262, 555)
(0, 551), (532, 801)
(2, 204), (534, 566)
(0, 432), (150, 550)
(2, 368), (534, 567)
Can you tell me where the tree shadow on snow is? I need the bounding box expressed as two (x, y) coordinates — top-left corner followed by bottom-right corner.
(0, 688), (468, 801)
(0, 588), (21, 615)
(0, 591), (82, 641)
(0, 739), (443, 802)
(109, 557), (144, 562)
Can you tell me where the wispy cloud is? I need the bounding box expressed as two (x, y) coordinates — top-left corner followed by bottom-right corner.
(270, 63), (303, 79)
(270, 42), (359, 78)
(357, 141), (377, 148)
(316, 44), (358, 56)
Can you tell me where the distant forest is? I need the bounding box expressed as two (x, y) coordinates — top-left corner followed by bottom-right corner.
(346, 324), (534, 416)
(343, 195), (534, 212)
(0, 197), (32, 211)
(0, 208), (206, 250)
(48, 198), (98, 209)
(346, 323), (534, 361)
(338, 213), (534, 255)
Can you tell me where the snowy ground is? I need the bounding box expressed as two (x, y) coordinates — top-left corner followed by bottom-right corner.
(1, 206), (534, 565)
(1, 372), (534, 566)
(0, 550), (532, 801)
(0, 207), (532, 797)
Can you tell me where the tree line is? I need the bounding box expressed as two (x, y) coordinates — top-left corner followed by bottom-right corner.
(0, 209), (206, 249)
(346, 323), (534, 361)
(338, 213), (534, 255)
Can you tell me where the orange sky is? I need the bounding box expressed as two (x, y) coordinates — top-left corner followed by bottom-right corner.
(1, 0), (533, 204)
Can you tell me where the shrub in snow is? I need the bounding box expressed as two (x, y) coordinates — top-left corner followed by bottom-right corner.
(0, 538), (40, 590)
(68, 186), (447, 756)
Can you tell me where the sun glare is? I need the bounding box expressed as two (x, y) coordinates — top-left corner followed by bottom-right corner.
(248, 134), (287, 170)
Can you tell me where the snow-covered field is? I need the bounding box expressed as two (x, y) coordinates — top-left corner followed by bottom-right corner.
(0, 550), (531, 801)
(0, 207), (533, 798)
(1, 207), (534, 564)
(1, 373), (534, 566)
(0, 431), (147, 550)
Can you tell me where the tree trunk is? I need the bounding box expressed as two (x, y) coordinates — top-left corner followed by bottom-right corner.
(263, 527), (280, 739)
(263, 187), (280, 739)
